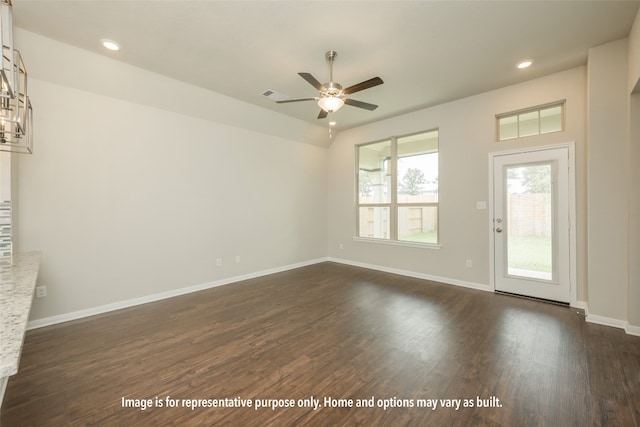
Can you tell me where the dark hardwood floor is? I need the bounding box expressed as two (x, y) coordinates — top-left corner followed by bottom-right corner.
(2, 262), (639, 426)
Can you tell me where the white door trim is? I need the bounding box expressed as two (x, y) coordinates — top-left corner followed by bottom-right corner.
(488, 142), (577, 306)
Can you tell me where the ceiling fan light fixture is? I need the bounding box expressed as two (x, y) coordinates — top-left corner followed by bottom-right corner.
(318, 96), (344, 113)
(272, 51), (383, 120)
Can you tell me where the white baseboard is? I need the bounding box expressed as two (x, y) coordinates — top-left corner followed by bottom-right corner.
(26, 257), (328, 330)
(625, 323), (640, 337)
(327, 257), (492, 292)
(585, 313), (628, 330)
(571, 300), (588, 311)
(27, 256), (640, 338)
(328, 259), (640, 337)
(587, 313), (640, 336)
(531, 298), (640, 337)
(28, 256), (489, 330)
(583, 303), (640, 336)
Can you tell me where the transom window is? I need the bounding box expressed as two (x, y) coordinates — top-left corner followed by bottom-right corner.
(497, 101), (565, 141)
(356, 130), (439, 245)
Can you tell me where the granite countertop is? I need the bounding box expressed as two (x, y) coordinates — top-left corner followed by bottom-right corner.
(0, 252), (41, 378)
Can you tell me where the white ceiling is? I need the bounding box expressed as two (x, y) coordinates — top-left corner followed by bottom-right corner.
(11, 0), (640, 134)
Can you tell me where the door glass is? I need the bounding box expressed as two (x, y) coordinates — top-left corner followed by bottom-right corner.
(505, 163), (553, 281)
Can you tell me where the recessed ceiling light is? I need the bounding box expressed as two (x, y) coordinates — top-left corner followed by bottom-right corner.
(329, 121), (337, 126)
(101, 39), (120, 51)
(516, 59), (533, 69)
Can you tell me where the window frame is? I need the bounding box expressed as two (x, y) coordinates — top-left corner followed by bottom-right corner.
(355, 129), (439, 248)
(496, 100), (565, 141)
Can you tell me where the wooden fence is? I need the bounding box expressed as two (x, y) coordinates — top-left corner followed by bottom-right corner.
(508, 193), (551, 237)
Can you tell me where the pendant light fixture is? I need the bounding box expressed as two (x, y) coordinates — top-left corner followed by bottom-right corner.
(0, 0), (32, 154)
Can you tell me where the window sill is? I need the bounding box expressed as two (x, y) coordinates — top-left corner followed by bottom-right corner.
(352, 237), (441, 250)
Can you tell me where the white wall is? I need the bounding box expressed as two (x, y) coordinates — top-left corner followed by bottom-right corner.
(630, 93), (640, 329)
(328, 67), (587, 299)
(587, 39), (630, 323)
(17, 33), (328, 321)
(628, 10), (640, 329)
(15, 29), (330, 148)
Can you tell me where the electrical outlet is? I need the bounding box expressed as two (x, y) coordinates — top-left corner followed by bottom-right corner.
(216, 258), (222, 267)
(465, 259), (473, 268)
(235, 255), (241, 264)
(36, 286), (47, 298)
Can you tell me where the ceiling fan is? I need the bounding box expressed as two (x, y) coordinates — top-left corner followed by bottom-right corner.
(275, 50), (384, 119)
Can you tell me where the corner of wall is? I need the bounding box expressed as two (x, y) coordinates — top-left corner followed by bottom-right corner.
(586, 38), (630, 326)
(628, 94), (640, 330)
(628, 8), (640, 93)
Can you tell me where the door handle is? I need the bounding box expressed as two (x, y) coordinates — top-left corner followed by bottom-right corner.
(496, 227), (503, 233)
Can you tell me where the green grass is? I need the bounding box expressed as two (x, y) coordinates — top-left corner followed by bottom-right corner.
(508, 235), (552, 273)
(399, 233), (551, 274)
(400, 230), (438, 244)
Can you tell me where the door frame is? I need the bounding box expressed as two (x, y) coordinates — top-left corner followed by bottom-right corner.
(488, 142), (577, 306)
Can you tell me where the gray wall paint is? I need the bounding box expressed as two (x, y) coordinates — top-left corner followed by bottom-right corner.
(587, 39), (630, 322)
(14, 17), (640, 331)
(17, 36), (328, 320)
(328, 67), (587, 300)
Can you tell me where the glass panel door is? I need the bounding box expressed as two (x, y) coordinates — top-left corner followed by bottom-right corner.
(505, 163), (554, 281)
(493, 147), (570, 303)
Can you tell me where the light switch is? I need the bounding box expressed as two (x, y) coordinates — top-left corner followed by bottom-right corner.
(476, 201), (487, 210)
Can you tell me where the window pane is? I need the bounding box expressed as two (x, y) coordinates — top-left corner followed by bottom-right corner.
(358, 141), (391, 204)
(498, 116), (518, 140)
(506, 164), (553, 281)
(540, 106), (562, 134)
(518, 111), (539, 137)
(397, 131), (438, 203)
(398, 206), (438, 243)
(358, 207), (390, 239)
(497, 102), (564, 141)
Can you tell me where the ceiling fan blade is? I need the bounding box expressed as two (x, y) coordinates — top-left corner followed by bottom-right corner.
(298, 72), (323, 90)
(344, 98), (379, 111)
(276, 97), (317, 104)
(317, 109), (328, 119)
(343, 77), (384, 95)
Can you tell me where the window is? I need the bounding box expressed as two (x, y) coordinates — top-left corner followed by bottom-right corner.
(357, 130), (439, 245)
(497, 101), (564, 141)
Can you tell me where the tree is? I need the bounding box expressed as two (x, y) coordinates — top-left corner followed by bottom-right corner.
(399, 168), (426, 196)
(521, 165), (551, 194)
(359, 171), (373, 198)
(507, 165), (551, 194)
